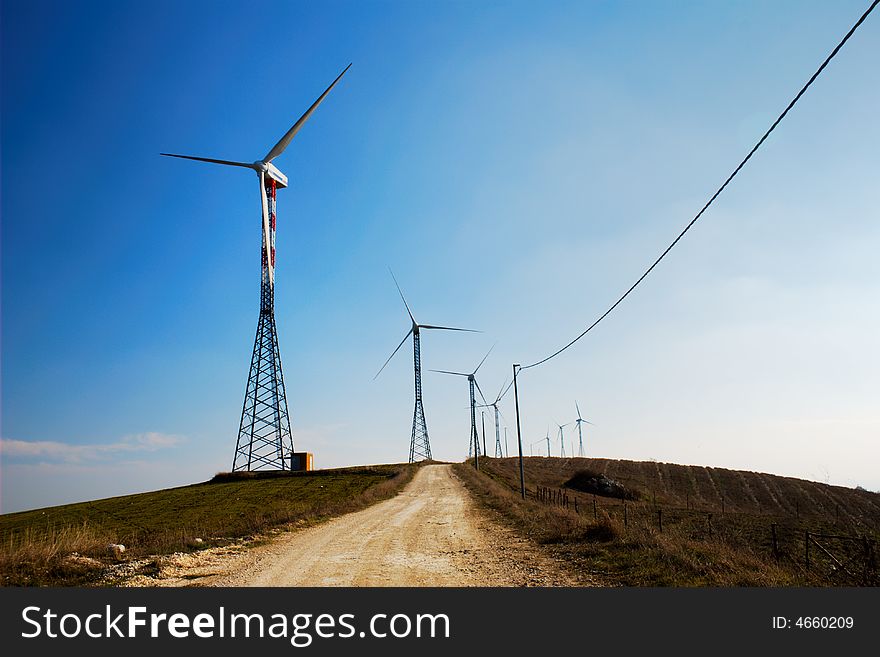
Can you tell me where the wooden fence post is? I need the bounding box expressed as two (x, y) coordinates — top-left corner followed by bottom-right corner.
(623, 502), (628, 528)
(658, 508), (663, 533)
(593, 495), (598, 521)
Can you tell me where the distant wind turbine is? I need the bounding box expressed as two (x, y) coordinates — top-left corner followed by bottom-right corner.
(432, 345), (494, 464)
(574, 401), (595, 458)
(556, 422), (572, 458)
(478, 378), (514, 458)
(530, 438), (546, 457)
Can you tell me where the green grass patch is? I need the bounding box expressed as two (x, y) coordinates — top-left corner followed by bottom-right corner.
(1, 463), (416, 586)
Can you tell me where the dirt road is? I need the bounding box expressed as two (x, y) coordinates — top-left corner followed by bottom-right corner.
(195, 464), (577, 587)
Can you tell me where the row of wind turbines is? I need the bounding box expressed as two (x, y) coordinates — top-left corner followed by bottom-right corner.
(529, 401), (594, 458)
(373, 272), (595, 463)
(160, 62), (591, 468)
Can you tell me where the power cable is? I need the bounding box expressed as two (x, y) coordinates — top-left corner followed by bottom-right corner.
(521, 0), (878, 371)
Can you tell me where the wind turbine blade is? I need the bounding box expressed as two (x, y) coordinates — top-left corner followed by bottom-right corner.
(259, 172), (274, 287)
(418, 324), (480, 332)
(264, 63), (352, 162)
(160, 153), (256, 169)
(473, 343), (495, 375)
(429, 369), (468, 376)
(373, 328), (413, 380)
(576, 400), (582, 419)
(494, 378), (508, 403)
(495, 378), (515, 403)
(388, 268), (415, 324)
(473, 379), (489, 406)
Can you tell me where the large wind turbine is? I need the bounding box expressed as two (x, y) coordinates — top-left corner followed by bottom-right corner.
(375, 271), (477, 462)
(432, 346), (494, 463)
(161, 65), (351, 471)
(574, 401), (595, 458)
(478, 379), (513, 458)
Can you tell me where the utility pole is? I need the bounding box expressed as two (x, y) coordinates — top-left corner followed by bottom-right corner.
(513, 364), (525, 499)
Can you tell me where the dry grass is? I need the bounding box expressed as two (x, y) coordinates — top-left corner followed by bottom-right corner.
(0, 522), (115, 586)
(1, 463), (418, 586)
(455, 458), (880, 587)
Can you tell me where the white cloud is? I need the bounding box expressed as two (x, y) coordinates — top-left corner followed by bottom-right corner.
(0, 432), (183, 464)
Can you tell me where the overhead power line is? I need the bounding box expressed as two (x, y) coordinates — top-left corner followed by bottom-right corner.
(521, 0), (878, 371)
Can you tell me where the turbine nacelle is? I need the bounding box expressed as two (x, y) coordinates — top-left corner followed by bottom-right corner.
(255, 161), (289, 188)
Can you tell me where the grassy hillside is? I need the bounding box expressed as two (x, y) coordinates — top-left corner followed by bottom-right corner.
(1, 464), (416, 586)
(455, 457), (879, 586)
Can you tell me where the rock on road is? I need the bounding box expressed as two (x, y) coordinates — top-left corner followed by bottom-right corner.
(211, 464), (578, 587)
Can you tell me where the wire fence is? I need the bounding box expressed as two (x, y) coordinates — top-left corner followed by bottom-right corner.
(530, 483), (878, 585)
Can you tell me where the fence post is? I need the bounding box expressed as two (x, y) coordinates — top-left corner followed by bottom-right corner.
(593, 495), (598, 521)
(686, 492), (689, 510)
(658, 508), (663, 533)
(721, 496), (725, 516)
(623, 502), (628, 528)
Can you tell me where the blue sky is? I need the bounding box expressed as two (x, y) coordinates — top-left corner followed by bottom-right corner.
(2, 0), (878, 512)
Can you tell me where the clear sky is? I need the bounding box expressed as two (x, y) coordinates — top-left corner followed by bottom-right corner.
(2, 0), (878, 513)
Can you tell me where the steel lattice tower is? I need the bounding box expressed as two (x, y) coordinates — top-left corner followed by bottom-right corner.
(466, 376), (481, 459)
(409, 327), (432, 462)
(574, 401), (593, 458)
(494, 406), (503, 457)
(232, 178), (294, 471)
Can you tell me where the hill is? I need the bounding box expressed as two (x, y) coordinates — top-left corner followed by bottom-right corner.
(0, 463), (416, 586)
(454, 457), (879, 586)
